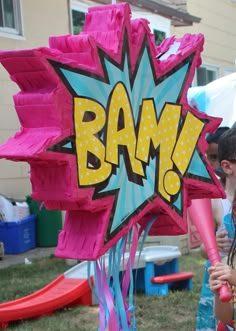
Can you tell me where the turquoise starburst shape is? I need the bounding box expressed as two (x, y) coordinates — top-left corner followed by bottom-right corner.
(48, 30), (222, 243)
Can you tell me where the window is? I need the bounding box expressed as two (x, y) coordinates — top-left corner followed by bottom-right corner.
(70, 1), (88, 35)
(196, 65), (219, 86)
(153, 29), (166, 46)
(71, 9), (85, 35)
(0, 0), (22, 35)
(132, 10), (170, 46)
(223, 68), (235, 76)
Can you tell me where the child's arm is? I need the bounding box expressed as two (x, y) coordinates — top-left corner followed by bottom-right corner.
(209, 262), (236, 323)
(200, 230), (231, 259)
(214, 293), (233, 323)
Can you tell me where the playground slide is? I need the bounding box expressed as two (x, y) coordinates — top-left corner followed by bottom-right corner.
(0, 260), (94, 328)
(0, 246), (180, 327)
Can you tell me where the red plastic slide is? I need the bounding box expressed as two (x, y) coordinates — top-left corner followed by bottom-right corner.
(0, 270), (93, 329)
(0, 247), (182, 329)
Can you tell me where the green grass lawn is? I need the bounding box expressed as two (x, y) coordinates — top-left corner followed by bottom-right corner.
(0, 250), (205, 331)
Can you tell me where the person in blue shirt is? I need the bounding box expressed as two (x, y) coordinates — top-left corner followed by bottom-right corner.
(208, 128), (236, 330)
(196, 127), (232, 331)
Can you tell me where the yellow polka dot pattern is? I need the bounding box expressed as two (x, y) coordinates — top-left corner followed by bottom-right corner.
(164, 170), (181, 196)
(172, 112), (204, 175)
(74, 97), (112, 186)
(106, 82), (144, 176)
(137, 102), (181, 201)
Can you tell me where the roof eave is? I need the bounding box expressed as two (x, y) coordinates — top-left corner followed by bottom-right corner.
(94, 0), (201, 27)
(128, 0), (201, 26)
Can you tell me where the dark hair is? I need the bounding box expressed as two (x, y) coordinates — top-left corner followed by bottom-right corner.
(206, 127), (229, 144)
(218, 128), (236, 163)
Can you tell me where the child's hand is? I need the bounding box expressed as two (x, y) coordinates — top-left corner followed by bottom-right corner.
(216, 230), (232, 252)
(208, 263), (227, 294)
(208, 262), (236, 293)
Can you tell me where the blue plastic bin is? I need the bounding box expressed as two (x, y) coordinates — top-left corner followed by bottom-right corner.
(0, 215), (36, 254)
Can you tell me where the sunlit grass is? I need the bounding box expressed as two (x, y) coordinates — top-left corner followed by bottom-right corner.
(0, 250), (205, 330)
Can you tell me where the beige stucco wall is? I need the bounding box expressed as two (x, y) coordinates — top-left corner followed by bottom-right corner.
(172, 0), (236, 76)
(0, 0), (70, 199)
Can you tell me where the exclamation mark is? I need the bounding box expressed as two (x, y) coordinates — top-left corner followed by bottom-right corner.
(172, 112), (204, 176)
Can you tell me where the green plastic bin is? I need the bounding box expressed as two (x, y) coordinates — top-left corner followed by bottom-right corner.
(26, 196), (63, 247)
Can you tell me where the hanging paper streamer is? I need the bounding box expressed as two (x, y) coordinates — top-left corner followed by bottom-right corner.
(87, 223), (141, 330)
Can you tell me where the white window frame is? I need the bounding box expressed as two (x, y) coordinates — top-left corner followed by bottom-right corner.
(70, 0), (88, 35)
(192, 63), (220, 87)
(0, 0), (23, 38)
(131, 8), (171, 41)
(223, 67), (235, 76)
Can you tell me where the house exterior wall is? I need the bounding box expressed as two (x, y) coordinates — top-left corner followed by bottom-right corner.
(0, 0), (171, 199)
(172, 0), (236, 77)
(1, 0), (235, 200)
(0, 0), (70, 199)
